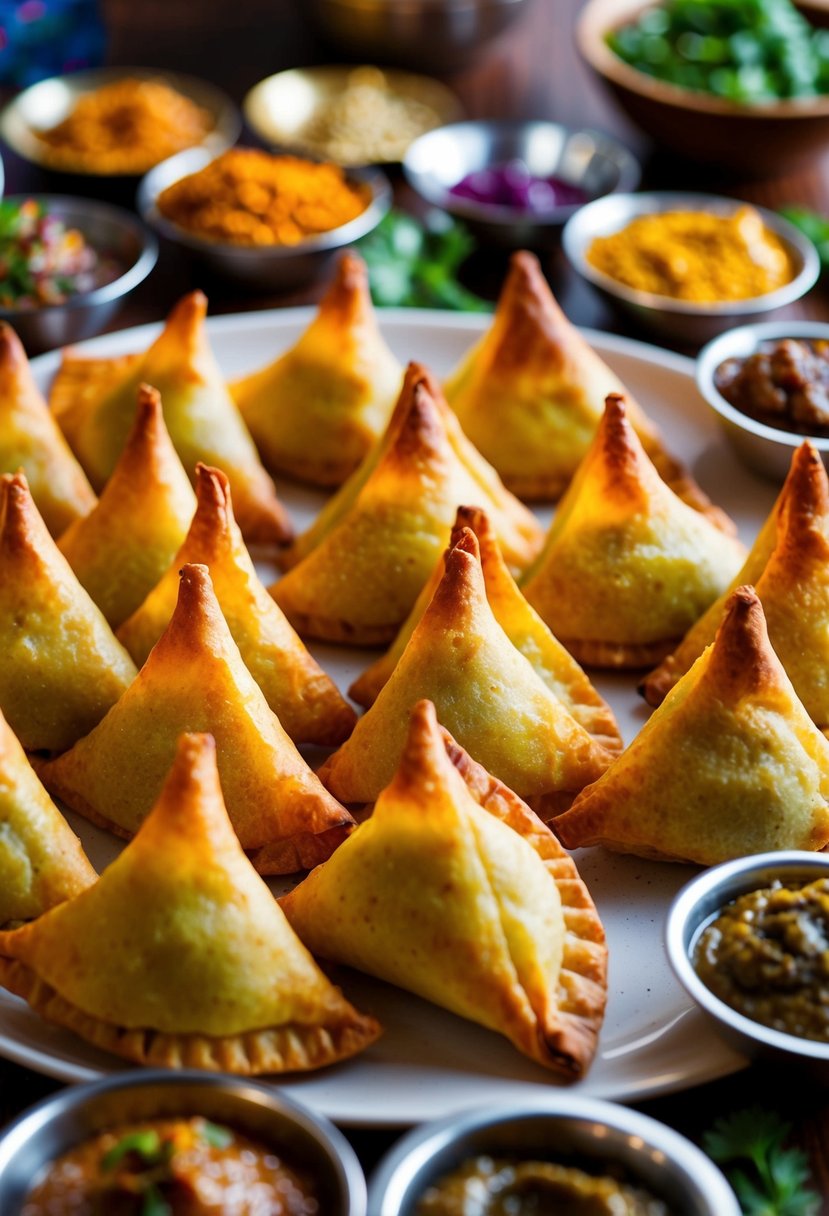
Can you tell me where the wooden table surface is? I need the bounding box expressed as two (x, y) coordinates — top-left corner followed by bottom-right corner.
(2, 0), (829, 1204)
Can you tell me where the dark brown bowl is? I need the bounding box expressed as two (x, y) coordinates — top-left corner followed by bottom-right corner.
(578, 0), (829, 174)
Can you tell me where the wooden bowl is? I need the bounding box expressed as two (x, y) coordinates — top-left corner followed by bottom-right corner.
(577, 0), (829, 174)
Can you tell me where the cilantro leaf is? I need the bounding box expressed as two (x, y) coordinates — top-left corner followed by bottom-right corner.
(703, 1107), (820, 1216)
(200, 1120), (233, 1149)
(141, 1184), (172, 1216)
(102, 1130), (163, 1173)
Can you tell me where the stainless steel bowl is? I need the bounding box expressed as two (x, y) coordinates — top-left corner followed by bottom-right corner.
(403, 120), (640, 248)
(0, 195), (157, 354)
(0, 66), (241, 177)
(311, 0), (531, 72)
(667, 852), (829, 1084)
(697, 321), (829, 481)
(368, 1098), (740, 1216)
(562, 191), (820, 345)
(0, 1070), (366, 1216)
(138, 147), (391, 292)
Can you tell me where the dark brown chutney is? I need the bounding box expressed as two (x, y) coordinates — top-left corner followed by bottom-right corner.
(416, 1156), (670, 1216)
(694, 877), (829, 1042)
(21, 1116), (319, 1216)
(714, 338), (829, 436)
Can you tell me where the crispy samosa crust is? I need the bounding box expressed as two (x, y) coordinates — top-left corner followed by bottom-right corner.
(233, 252), (403, 486)
(282, 700), (606, 1078)
(38, 565), (354, 874)
(554, 588), (829, 864)
(0, 732), (380, 1072)
(50, 292), (292, 546)
(521, 394), (745, 668)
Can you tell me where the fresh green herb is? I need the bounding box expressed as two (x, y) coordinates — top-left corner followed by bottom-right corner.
(141, 1186), (172, 1216)
(101, 1130), (165, 1173)
(703, 1107), (820, 1216)
(200, 1120), (234, 1149)
(778, 205), (829, 269)
(357, 210), (491, 312)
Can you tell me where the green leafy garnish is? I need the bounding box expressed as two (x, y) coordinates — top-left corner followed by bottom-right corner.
(778, 206), (829, 269)
(141, 1186), (172, 1216)
(357, 210), (491, 312)
(200, 1120), (234, 1149)
(703, 1107), (820, 1216)
(102, 1130), (165, 1173)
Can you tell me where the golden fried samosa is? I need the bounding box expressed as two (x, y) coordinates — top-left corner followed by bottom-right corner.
(642, 442), (826, 708)
(58, 385), (196, 630)
(0, 732), (380, 1071)
(521, 394), (745, 669)
(50, 292), (292, 545)
(444, 251), (733, 528)
(0, 472), (137, 753)
(118, 464), (356, 746)
(554, 588), (829, 865)
(282, 700), (606, 1078)
(272, 367), (544, 644)
(232, 252), (403, 486)
(0, 322), (95, 535)
(0, 707), (95, 928)
(350, 504), (622, 753)
(318, 530), (613, 814)
(39, 565), (354, 874)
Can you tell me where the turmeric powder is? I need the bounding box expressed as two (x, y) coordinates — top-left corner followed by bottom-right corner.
(586, 206), (794, 303)
(156, 149), (371, 247)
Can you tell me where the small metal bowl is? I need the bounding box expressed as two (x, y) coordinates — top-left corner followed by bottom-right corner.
(0, 1070), (366, 1216)
(697, 321), (829, 481)
(403, 120), (640, 248)
(368, 1098), (740, 1216)
(562, 191), (820, 345)
(667, 852), (829, 1084)
(0, 195), (157, 354)
(0, 66), (241, 178)
(137, 147), (391, 292)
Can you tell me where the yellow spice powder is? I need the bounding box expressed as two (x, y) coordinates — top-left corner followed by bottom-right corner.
(156, 149), (371, 246)
(586, 206), (794, 303)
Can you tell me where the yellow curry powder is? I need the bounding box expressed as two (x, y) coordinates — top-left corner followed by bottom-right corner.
(37, 78), (214, 175)
(156, 149), (371, 247)
(586, 206), (794, 303)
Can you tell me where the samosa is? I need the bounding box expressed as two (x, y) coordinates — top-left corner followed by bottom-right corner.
(58, 384), (196, 629)
(521, 394), (745, 668)
(118, 464), (356, 746)
(232, 251), (403, 486)
(0, 732), (380, 1072)
(0, 472), (137, 753)
(282, 700), (606, 1078)
(0, 321), (95, 535)
(272, 365), (543, 644)
(554, 588), (829, 865)
(0, 707), (95, 928)
(50, 291), (292, 545)
(318, 529), (614, 814)
(39, 565), (354, 874)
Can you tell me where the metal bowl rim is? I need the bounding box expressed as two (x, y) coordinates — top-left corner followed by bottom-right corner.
(696, 320), (829, 452)
(367, 1095), (740, 1216)
(0, 193), (158, 317)
(562, 191), (820, 316)
(402, 119), (641, 227)
(666, 851), (829, 1062)
(0, 1069), (366, 1210)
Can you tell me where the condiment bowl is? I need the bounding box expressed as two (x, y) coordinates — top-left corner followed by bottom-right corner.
(403, 120), (640, 248)
(577, 0), (829, 174)
(562, 191), (819, 345)
(666, 852), (829, 1084)
(0, 194), (158, 354)
(697, 321), (829, 481)
(0, 1070), (366, 1216)
(368, 1097), (740, 1216)
(137, 146), (391, 292)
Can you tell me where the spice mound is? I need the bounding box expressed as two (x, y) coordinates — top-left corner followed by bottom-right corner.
(586, 206), (794, 302)
(0, 199), (119, 309)
(715, 338), (829, 436)
(156, 149), (371, 247)
(449, 159), (587, 213)
(417, 1155), (670, 1216)
(22, 1115), (319, 1216)
(36, 77), (214, 175)
(694, 877), (829, 1042)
